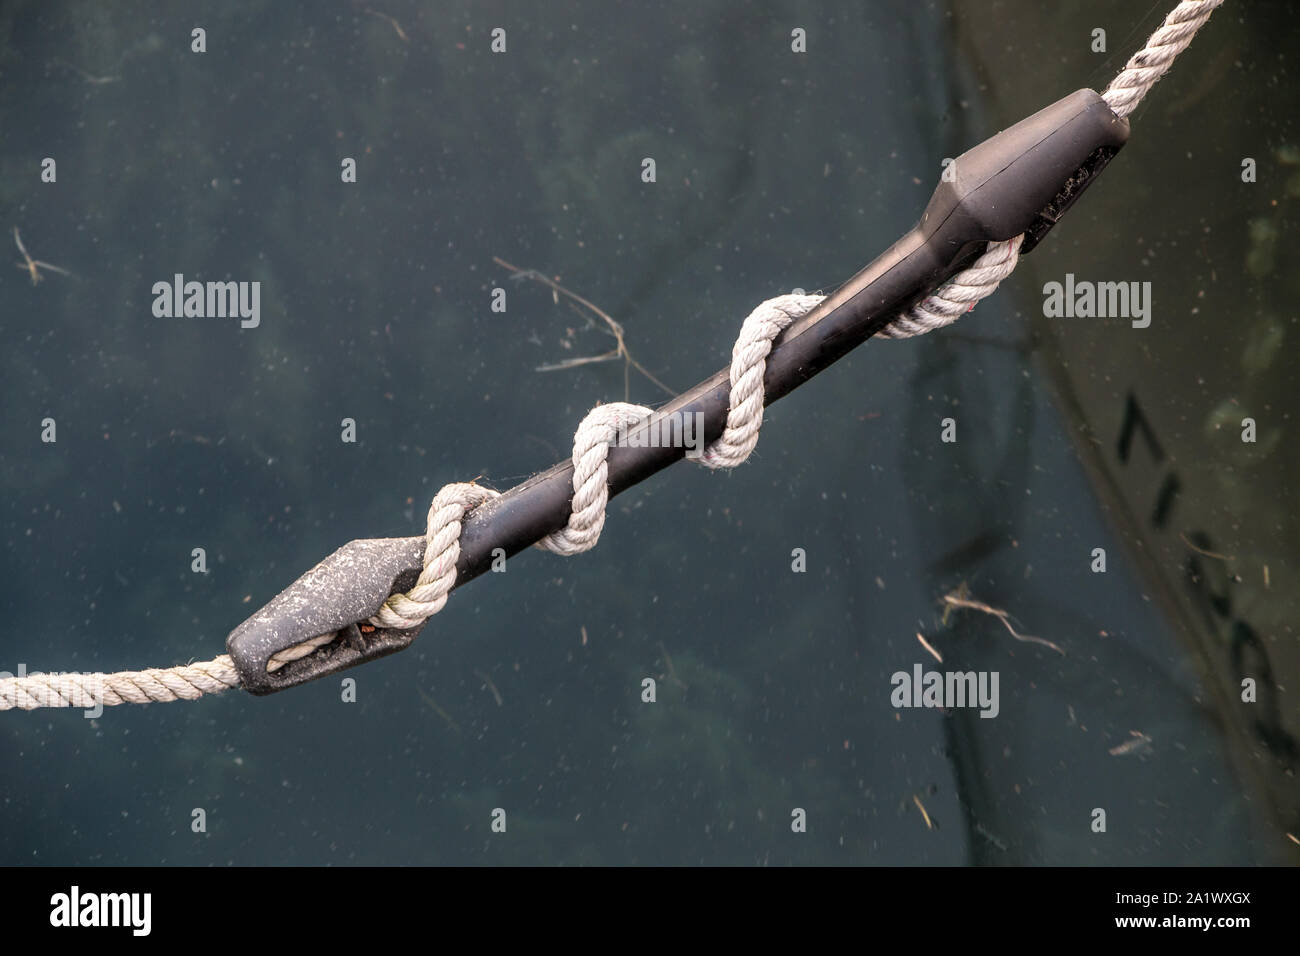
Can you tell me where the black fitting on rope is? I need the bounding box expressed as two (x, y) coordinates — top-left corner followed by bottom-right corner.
(922, 89), (1128, 256)
(228, 89), (1129, 695)
(227, 537), (427, 695)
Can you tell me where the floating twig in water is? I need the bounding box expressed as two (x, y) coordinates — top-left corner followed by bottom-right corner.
(915, 631), (943, 664)
(14, 228), (74, 285)
(493, 256), (677, 402)
(416, 687), (461, 733)
(972, 821), (1007, 851)
(1108, 730), (1153, 756)
(940, 582), (1065, 655)
(1178, 532), (1233, 561)
(364, 8), (409, 43)
(911, 793), (934, 830)
(51, 58), (119, 85)
(657, 641), (687, 690)
(473, 668), (503, 707)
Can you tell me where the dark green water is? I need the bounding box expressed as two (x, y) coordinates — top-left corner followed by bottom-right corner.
(1, 1), (1295, 864)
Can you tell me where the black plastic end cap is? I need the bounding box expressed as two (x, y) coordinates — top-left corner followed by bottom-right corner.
(225, 536), (428, 695)
(919, 89), (1130, 256)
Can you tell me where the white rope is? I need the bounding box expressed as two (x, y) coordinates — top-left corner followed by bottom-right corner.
(879, 235), (1024, 339)
(369, 482), (502, 628)
(1101, 0), (1226, 119)
(1, 0), (1224, 708)
(536, 402), (654, 555)
(699, 295), (823, 468)
(267, 631), (335, 671)
(0, 656), (240, 711)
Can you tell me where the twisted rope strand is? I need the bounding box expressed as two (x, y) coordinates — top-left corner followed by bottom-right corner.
(536, 402), (654, 556)
(369, 482), (502, 629)
(1101, 0), (1226, 119)
(700, 295), (823, 469)
(0, 657), (240, 711)
(879, 236), (1024, 339)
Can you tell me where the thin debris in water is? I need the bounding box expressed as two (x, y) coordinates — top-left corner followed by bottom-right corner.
(658, 641), (687, 690)
(973, 821), (1008, 852)
(417, 687), (461, 733)
(494, 255), (676, 401)
(915, 631), (943, 664)
(474, 668), (503, 707)
(1178, 532), (1232, 561)
(911, 793), (934, 830)
(1108, 730), (1153, 757)
(14, 227), (74, 285)
(364, 8), (409, 42)
(940, 582), (1065, 656)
